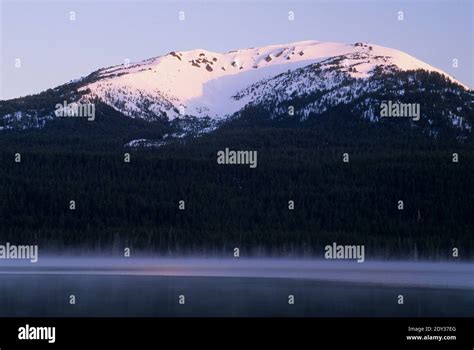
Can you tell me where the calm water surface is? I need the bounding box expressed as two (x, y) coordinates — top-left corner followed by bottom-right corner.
(0, 258), (472, 317)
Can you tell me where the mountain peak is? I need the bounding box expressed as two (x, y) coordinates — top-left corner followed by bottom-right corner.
(76, 40), (467, 122)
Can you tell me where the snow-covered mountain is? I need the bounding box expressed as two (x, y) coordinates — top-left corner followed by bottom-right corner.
(0, 40), (472, 140)
(77, 40), (467, 120)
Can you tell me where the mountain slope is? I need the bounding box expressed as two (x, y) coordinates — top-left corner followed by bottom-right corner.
(77, 40), (468, 120)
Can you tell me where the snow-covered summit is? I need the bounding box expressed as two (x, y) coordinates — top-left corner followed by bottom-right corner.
(78, 40), (466, 121)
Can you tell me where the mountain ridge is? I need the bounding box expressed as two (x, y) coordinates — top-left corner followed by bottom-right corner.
(76, 40), (468, 120)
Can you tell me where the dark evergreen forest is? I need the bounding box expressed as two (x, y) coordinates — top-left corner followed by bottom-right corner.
(0, 104), (472, 259)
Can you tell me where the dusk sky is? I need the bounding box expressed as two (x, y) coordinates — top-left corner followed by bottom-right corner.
(1, 0), (472, 99)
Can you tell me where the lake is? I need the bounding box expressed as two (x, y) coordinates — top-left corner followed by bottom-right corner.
(0, 258), (472, 317)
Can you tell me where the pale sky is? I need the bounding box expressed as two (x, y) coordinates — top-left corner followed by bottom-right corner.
(1, 0), (472, 100)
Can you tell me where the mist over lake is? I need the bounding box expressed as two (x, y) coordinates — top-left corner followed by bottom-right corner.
(1, 258), (472, 317)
